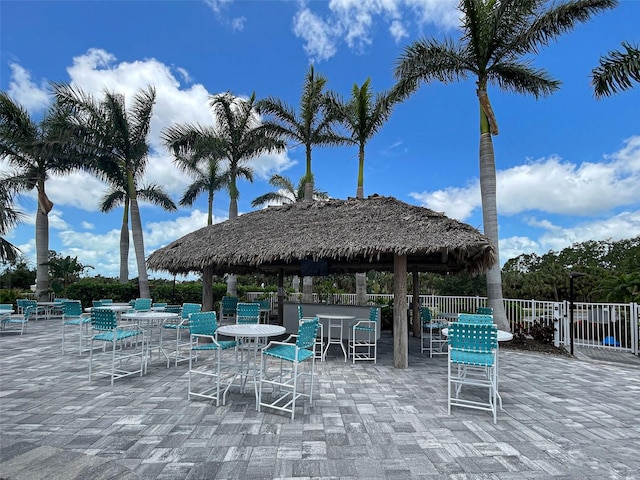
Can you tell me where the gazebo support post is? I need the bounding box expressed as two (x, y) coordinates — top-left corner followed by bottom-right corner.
(393, 254), (408, 368)
(202, 265), (214, 311)
(277, 268), (284, 326)
(412, 268), (421, 338)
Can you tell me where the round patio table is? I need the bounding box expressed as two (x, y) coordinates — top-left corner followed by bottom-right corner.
(217, 324), (286, 408)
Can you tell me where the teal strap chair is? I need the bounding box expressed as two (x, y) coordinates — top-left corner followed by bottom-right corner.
(161, 302), (201, 367)
(92, 300), (103, 308)
(188, 311), (237, 406)
(1, 305), (33, 335)
(61, 300), (92, 355)
(297, 304), (324, 361)
(89, 308), (147, 385)
(458, 313), (494, 324)
(420, 306), (448, 357)
(447, 322), (499, 424)
(258, 317), (319, 419)
(253, 299), (271, 323)
(476, 307), (494, 316)
(236, 303), (260, 324)
(219, 296), (238, 324)
(100, 299), (114, 305)
(132, 298), (152, 312)
(18, 299), (44, 320)
(349, 307), (379, 363)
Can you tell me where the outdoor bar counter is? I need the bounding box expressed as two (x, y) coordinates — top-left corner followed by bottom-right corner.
(283, 302), (381, 340)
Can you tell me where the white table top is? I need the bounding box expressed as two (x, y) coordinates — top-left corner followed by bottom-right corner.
(84, 305), (133, 313)
(316, 314), (356, 320)
(441, 327), (513, 342)
(218, 324), (285, 338)
(121, 311), (180, 320)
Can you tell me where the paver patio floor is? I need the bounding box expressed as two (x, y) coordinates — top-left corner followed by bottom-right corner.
(1, 319), (639, 479)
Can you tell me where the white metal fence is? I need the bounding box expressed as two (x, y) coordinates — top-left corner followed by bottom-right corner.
(246, 292), (639, 355)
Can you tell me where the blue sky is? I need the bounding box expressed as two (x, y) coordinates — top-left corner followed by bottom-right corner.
(1, 0), (639, 280)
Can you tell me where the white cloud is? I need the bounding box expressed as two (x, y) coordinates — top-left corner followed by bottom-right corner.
(389, 20), (408, 42)
(7, 63), (50, 112)
(293, 0), (459, 61)
(5, 49), (296, 211)
(410, 135), (640, 221)
(293, 8), (339, 63)
(204, 0), (246, 31)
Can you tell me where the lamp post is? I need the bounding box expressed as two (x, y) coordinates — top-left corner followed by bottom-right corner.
(569, 272), (586, 355)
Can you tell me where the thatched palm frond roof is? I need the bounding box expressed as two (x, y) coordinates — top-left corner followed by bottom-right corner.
(147, 195), (496, 276)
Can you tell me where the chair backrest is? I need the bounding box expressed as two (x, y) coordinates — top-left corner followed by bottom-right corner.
(23, 299), (37, 309)
(133, 298), (152, 312)
(181, 303), (202, 319)
(236, 302), (260, 324)
(458, 313), (494, 325)
(221, 296), (238, 315)
(91, 308), (117, 331)
(153, 302), (167, 308)
(62, 300), (83, 317)
(100, 299), (114, 305)
(189, 311), (218, 336)
(297, 304), (304, 320)
(476, 307), (493, 315)
(368, 306), (379, 322)
(92, 300), (103, 308)
(420, 306), (432, 324)
(296, 317), (319, 350)
(0, 303), (12, 310)
(23, 305), (35, 320)
(447, 323), (498, 356)
(253, 299), (270, 310)
(165, 305), (182, 314)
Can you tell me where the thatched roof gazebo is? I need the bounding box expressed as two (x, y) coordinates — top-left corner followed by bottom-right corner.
(147, 195), (497, 368)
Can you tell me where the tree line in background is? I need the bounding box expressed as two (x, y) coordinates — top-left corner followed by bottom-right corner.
(1, 236), (637, 307)
(1, 1), (637, 329)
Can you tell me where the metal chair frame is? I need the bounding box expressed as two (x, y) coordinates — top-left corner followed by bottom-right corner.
(420, 306), (448, 357)
(349, 307), (379, 363)
(259, 317), (318, 419)
(88, 308), (147, 385)
(447, 322), (499, 423)
(188, 311), (237, 406)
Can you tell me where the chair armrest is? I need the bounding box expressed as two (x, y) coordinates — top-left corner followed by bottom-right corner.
(352, 320), (376, 329)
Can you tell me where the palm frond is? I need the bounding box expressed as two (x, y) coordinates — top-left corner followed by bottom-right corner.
(592, 41), (640, 98)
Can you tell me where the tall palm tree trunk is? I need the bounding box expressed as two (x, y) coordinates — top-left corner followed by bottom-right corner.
(130, 197), (150, 299)
(355, 144), (367, 305)
(226, 195), (238, 297)
(478, 98), (508, 331)
(119, 201), (129, 284)
(35, 197), (50, 301)
(35, 180), (53, 301)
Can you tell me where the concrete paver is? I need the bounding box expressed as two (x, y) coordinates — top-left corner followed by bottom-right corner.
(1, 320), (639, 479)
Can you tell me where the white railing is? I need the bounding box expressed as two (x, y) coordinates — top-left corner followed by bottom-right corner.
(244, 292), (639, 355)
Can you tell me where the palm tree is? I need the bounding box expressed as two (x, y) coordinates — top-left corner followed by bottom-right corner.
(0, 92), (85, 300)
(53, 84), (171, 299)
(592, 41), (640, 98)
(326, 78), (398, 199)
(99, 168), (176, 284)
(162, 124), (230, 309)
(208, 92), (286, 295)
(326, 78), (399, 307)
(0, 175), (24, 262)
(394, 0), (617, 331)
(257, 65), (344, 202)
(251, 174), (328, 208)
